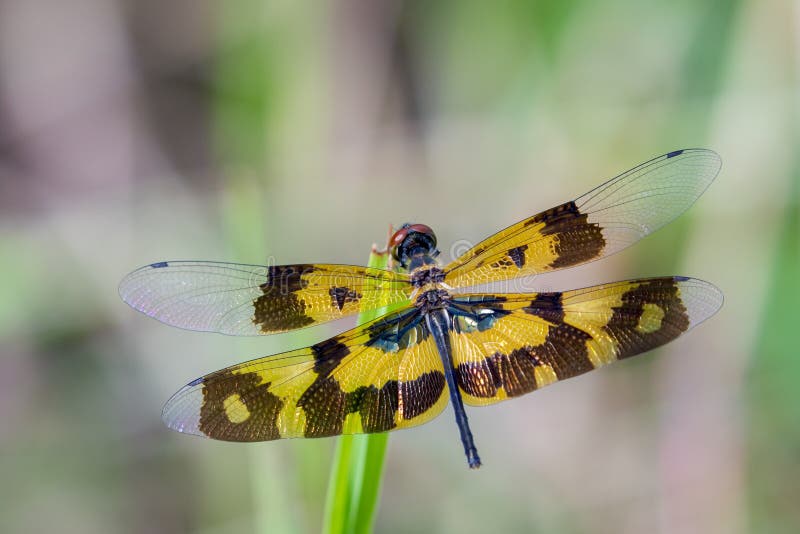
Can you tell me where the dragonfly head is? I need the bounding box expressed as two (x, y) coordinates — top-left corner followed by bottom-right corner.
(389, 223), (438, 269)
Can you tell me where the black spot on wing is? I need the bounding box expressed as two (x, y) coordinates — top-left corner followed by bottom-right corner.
(329, 286), (362, 311)
(524, 292), (564, 323)
(457, 366), (496, 398)
(507, 245), (528, 269)
(354, 380), (400, 432)
(456, 358), (500, 398)
(605, 278), (690, 359)
(252, 264), (319, 332)
(527, 201), (606, 269)
(456, 347), (538, 398)
(199, 370), (283, 441)
(299, 377), (402, 436)
(471, 246), (486, 258)
(262, 264), (317, 292)
(497, 347), (540, 396)
(400, 371), (446, 419)
(311, 338), (351, 376)
(666, 149), (684, 158)
(150, 261), (169, 268)
(297, 376), (347, 438)
(457, 315), (595, 398)
(253, 291), (315, 332)
(524, 200), (577, 227)
(531, 322), (594, 379)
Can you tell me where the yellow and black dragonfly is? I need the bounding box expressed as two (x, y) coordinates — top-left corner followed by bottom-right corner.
(120, 149), (723, 468)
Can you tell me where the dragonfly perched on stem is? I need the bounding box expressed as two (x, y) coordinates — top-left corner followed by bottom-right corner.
(120, 148), (723, 469)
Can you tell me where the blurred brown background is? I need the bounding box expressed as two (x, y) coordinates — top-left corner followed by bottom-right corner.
(1, 0), (798, 533)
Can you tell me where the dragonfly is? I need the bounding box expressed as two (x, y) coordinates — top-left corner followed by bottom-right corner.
(120, 148), (723, 469)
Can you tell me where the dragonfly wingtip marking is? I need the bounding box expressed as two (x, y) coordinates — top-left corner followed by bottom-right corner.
(666, 149), (684, 158)
(150, 261), (169, 268)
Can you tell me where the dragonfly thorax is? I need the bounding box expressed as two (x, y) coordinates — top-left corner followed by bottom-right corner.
(410, 265), (446, 288)
(414, 288), (451, 313)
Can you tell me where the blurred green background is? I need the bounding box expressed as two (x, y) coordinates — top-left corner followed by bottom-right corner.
(1, 0), (798, 532)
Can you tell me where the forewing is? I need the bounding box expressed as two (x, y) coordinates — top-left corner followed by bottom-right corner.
(448, 277), (722, 406)
(119, 261), (413, 335)
(162, 306), (449, 440)
(444, 149), (721, 288)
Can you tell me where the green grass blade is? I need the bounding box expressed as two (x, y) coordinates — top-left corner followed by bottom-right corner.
(323, 435), (356, 534)
(747, 156), (800, 532)
(322, 246), (391, 534)
(347, 432), (389, 534)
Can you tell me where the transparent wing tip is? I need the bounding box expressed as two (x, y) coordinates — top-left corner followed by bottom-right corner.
(118, 261), (171, 310)
(161, 380), (204, 437)
(675, 277), (724, 329)
(667, 148), (722, 185)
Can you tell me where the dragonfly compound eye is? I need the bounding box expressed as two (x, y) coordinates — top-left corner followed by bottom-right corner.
(389, 223), (437, 266)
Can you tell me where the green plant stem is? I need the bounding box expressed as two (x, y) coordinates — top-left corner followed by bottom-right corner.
(322, 247), (391, 534)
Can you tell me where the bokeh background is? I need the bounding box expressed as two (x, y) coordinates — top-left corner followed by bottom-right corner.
(1, 1), (798, 533)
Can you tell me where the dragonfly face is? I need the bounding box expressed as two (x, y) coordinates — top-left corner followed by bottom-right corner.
(120, 148), (724, 469)
(389, 223), (439, 269)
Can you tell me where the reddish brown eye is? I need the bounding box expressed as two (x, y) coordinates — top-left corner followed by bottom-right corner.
(389, 223), (438, 266)
(406, 224), (435, 239)
(389, 227), (410, 252)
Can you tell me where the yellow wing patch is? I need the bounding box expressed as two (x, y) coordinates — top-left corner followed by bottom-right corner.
(443, 202), (604, 289)
(162, 307), (450, 441)
(449, 276), (722, 406)
(253, 264), (413, 334)
(637, 303), (665, 334)
(222, 394), (250, 424)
